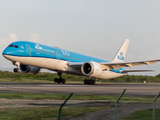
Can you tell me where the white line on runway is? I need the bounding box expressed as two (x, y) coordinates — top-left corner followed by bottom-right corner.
(41, 85), (90, 87)
(0, 87), (159, 90)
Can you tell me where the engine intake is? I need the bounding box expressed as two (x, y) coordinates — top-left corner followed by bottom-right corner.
(82, 63), (93, 75)
(20, 64), (40, 74)
(81, 62), (102, 77)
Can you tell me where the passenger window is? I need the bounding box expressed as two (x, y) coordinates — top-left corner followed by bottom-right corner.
(8, 45), (14, 47)
(14, 45), (19, 48)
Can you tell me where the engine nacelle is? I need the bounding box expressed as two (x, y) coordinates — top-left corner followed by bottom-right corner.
(19, 64), (40, 74)
(81, 62), (102, 77)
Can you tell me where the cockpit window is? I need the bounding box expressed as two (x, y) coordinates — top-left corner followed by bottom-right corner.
(8, 44), (19, 48)
(14, 45), (19, 48)
(8, 45), (14, 47)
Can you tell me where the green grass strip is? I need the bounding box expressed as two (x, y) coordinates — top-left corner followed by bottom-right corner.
(0, 93), (159, 103)
(0, 106), (110, 120)
(123, 108), (160, 120)
(0, 93), (158, 103)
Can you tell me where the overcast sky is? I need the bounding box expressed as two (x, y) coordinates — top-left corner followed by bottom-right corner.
(0, 0), (160, 76)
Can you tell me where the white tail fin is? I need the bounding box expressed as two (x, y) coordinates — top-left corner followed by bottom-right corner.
(112, 39), (130, 62)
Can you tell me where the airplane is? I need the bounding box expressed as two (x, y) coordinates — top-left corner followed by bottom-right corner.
(2, 39), (160, 85)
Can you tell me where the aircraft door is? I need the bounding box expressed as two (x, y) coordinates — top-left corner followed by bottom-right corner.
(56, 51), (60, 60)
(26, 44), (31, 56)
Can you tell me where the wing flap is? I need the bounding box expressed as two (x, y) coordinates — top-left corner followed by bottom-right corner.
(68, 62), (84, 69)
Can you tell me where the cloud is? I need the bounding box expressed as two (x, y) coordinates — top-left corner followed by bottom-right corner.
(30, 33), (40, 43)
(9, 33), (18, 41)
(126, 54), (134, 61)
(0, 33), (18, 49)
(0, 33), (41, 49)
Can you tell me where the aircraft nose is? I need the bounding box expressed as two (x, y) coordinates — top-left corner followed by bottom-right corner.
(2, 48), (9, 56)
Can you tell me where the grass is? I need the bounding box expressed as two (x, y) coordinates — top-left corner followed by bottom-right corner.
(0, 78), (56, 83)
(0, 93), (69, 100)
(0, 93), (160, 104)
(123, 108), (160, 120)
(1, 78), (160, 84)
(0, 106), (110, 120)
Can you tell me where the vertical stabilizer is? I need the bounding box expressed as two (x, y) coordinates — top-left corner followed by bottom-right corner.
(112, 39), (130, 62)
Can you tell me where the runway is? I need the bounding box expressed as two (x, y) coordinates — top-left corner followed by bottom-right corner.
(0, 82), (160, 96)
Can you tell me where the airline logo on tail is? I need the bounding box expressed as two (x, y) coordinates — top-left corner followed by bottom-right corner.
(117, 52), (124, 60)
(112, 39), (130, 62)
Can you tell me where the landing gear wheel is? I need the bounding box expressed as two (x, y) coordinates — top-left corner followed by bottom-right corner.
(83, 79), (96, 85)
(84, 79), (87, 84)
(62, 79), (65, 84)
(54, 78), (58, 83)
(13, 68), (19, 73)
(92, 80), (95, 85)
(54, 72), (66, 84)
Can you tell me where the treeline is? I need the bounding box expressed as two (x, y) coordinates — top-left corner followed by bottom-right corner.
(0, 70), (88, 82)
(0, 70), (160, 83)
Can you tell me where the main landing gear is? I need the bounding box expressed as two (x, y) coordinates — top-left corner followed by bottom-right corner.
(84, 79), (95, 85)
(54, 72), (66, 84)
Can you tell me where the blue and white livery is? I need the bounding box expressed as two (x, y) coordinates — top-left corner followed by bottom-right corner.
(2, 39), (160, 85)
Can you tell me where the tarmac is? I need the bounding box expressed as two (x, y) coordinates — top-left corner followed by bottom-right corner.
(0, 82), (160, 96)
(0, 82), (160, 120)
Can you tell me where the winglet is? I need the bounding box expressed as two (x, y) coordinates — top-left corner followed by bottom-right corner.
(112, 39), (130, 62)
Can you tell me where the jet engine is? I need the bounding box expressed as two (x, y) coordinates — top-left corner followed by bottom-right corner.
(19, 64), (40, 74)
(81, 62), (102, 77)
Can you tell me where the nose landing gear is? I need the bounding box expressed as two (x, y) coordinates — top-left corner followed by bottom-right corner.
(12, 62), (20, 73)
(13, 68), (19, 73)
(13, 65), (19, 73)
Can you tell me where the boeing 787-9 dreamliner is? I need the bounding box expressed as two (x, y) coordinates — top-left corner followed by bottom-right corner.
(2, 39), (160, 85)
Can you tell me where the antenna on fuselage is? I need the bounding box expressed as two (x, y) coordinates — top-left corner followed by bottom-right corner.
(54, 46), (60, 49)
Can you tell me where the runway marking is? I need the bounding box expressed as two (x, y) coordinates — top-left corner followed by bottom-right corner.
(1, 83), (160, 96)
(41, 85), (90, 87)
(0, 86), (159, 90)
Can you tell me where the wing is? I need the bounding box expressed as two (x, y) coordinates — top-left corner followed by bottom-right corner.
(68, 59), (160, 72)
(100, 59), (160, 70)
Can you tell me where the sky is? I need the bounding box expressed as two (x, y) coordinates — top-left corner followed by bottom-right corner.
(0, 0), (160, 76)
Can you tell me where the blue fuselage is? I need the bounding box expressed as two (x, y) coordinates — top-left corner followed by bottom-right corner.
(3, 41), (108, 63)
(2, 41), (125, 79)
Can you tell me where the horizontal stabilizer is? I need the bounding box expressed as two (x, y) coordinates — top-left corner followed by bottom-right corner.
(121, 70), (154, 73)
